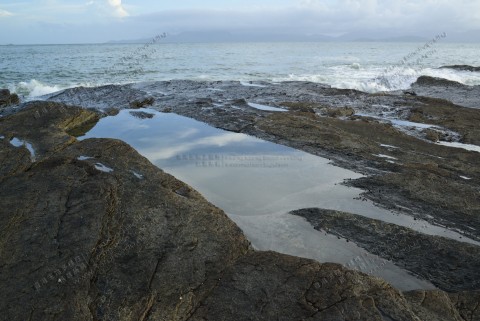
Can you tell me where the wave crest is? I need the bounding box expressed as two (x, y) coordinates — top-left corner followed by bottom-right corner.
(9, 79), (63, 99)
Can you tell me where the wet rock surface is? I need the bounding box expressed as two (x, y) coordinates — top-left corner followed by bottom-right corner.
(2, 101), (479, 320)
(190, 251), (422, 321)
(440, 65), (480, 72)
(405, 290), (480, 321)
(0, 102), (251, 320)
(292, 208), (480, 292)
(411, 76), (480, 109)
(45, 80), (480, 242)
(129, 110), (155, 119)
(0, 88), (20, 109)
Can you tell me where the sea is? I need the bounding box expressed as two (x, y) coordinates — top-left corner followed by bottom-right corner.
(1, 41), (480, 100)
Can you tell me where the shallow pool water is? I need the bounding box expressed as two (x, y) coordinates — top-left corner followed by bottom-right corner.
(9, 137), (36, 160)
(247, 102), (287, 112)
(437, 141), (480, 153)
(80, 108), (477, 290)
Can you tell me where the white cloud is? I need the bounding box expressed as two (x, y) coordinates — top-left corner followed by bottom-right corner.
(292, 0), (480, 32)
(133, 1), (480, 37)
(107, 0), (129, 18)
(143, 133), (252, 161)
(0, 9), (13, 17)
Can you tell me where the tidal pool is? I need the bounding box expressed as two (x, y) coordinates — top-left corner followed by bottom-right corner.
(80, 108), (475, 290)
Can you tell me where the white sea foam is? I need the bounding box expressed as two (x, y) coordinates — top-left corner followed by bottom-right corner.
(350, 63), (361, 70)
(3, 43), (480, 100)
(8, 79), (102, 100)
(10, 79), (63, 99)
(6, 66), (480, 102)
(276, 65), (480, 93)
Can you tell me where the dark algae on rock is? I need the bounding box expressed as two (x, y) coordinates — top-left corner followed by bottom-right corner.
(1, 101), (480, 320)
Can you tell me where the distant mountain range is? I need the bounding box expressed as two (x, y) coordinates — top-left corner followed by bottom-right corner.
(106, 30), (480, 44)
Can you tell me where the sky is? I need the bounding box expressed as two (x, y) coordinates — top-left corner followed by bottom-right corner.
(0, 0), (480, 44)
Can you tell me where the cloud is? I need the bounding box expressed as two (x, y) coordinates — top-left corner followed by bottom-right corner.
(2, 0), (480, 44)
(133, 1), (480, 37)
(143, 133), (252, 161)
(0, 9), (13, 17)
(107, 0), (129, 17)
(293, 0), (480, 32)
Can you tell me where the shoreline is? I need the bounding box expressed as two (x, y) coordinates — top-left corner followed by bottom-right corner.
(1, 100), (479, 320)
(38, 78), (480, 226)
(1, 76), (480, 319)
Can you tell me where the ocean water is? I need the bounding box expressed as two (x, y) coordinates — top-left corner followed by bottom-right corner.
(1, 41), (480, 99)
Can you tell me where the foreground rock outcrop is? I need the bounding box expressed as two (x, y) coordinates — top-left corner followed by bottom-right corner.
(0, 88), (19, 109)
(1, 102), (479, 320)
(0, 102), (250, 320)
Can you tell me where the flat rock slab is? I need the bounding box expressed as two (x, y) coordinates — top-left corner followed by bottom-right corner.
(45, 80), (480, 242)
(292, 208), (480, 292)
(412, 76), (480, 109)
(0, 102), (479, 320)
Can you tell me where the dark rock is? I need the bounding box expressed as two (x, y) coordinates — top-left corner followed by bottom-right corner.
(49, 85), (149, 110)
(320, 106), (356, 118)
(190, 251), (422, 321)
(0, 102), (250, 320)
(404, 90), (417, 96)
(414, 76), (464, 88)
(424, 128), (441, 142)
(0, 89), (20, 108)
(195, 98), (213, 105)
(405, 290), (465, 321)
(230, 98), (248, 106)
(103, 108), (120, 116)
(440, 65), (480, 72)
(280, 101), (317, 113)
(448, 291), (480, 320)
(129, 111), (155, 119)
(129, 97), (155, 109)
(1, 102), (478, 320)
(292, 208), (480, 292)
(411, 77), (480, 109)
